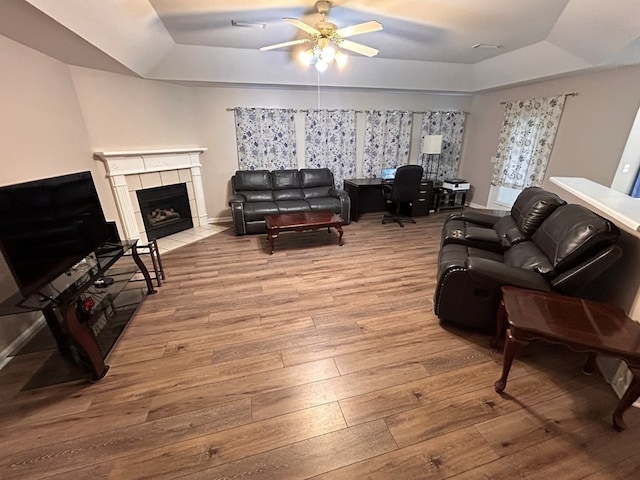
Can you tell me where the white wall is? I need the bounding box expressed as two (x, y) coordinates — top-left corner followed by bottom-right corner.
(0, 35), (96, 352)
(461, 65), (640, 206)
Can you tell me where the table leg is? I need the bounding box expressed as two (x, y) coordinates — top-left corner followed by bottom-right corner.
(495, 328), (528, 393)
(132, 243), (156, 294)
(612, 367), (640, 431)
(335, 224), (344, 246)
(490, 300), (506, 349)
(582, 353), (598, 375)
(267, 228), (277, 254)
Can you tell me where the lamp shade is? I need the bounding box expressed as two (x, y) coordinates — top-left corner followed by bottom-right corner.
(422, 135), (443, 154)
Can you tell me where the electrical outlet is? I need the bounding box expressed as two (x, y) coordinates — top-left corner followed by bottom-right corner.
(490, 156), (497, 164)
(622, 163), (631, 173)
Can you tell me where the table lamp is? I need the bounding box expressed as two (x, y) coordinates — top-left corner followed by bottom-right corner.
(422, 135), (443, 181)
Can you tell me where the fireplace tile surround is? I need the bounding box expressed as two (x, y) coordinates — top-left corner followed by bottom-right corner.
(94, 148), (223, 251)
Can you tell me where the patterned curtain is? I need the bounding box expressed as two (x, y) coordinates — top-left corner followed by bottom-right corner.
(304, 109), (357, 189)
(361, 110), (413, 178)
(491, 95), (567, 188)
(419, 111), (467, 183)
(234, 108), (297, 171)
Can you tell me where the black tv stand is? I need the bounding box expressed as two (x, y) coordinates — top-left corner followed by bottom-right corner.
(1, 241), (156, 384)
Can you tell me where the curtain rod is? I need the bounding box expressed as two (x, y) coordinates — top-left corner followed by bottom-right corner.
(500, 92), (578, 105)
(225, 108), (468, 114)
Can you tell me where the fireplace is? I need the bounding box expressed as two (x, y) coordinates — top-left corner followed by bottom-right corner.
(137, 183), (193, 240)
(94, 148), (208, 242)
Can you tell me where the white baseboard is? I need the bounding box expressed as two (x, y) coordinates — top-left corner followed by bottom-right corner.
(207, 216), (232, 224)
(467, 201), (486, 209)
(0, 315), (45, 370)
(596, 356), (640, 408)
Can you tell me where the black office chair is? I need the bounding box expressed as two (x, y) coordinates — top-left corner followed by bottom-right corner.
(381, 165), (424, 227)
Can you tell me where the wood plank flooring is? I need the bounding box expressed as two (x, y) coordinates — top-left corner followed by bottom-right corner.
(1, 211), (640, 479)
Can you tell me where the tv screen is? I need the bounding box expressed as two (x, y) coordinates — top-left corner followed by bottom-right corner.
(0, 171), (112, 299)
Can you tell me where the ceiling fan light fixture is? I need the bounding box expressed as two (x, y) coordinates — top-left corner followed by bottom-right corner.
(263, 0), (381, 73)
(299, 49), (315, 66)
(321, 44), (336, 63)
(335, 50), (347, 68)
(315, 60), (329, 72)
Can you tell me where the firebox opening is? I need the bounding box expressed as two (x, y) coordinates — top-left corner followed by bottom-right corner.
(137, 183), (193, 240)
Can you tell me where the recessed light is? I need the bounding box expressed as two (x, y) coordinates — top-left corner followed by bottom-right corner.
(231, 20), (266, 29)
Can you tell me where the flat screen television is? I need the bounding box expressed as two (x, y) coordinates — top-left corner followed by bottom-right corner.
(0, 171), (113, 299)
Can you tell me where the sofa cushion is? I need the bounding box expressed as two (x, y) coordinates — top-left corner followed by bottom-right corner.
(531, 204), (619, 273)
(274, 189), (305, 201)
(276, 200), (310, 213)
(234, 170), (274, 202)
(511, 187), (566, 237)
(503, 241), (554, 275)
(300, 168), (334, 187)
(242, 201), (279, 221)
(303, 186), (332, 198)
(234, 170), (272, 190)
(271, 170), (301, 189)
(242, 190), (275, 202)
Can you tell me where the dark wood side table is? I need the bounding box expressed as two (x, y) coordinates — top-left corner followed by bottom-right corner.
(494, 286), (640, 431)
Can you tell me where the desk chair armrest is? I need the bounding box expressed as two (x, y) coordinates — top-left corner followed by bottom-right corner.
(380, 184), (393, 198)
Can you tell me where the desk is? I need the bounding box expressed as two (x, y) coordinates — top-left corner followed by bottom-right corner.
(344, 178), (433, 222)
(494, 286), (640, 431)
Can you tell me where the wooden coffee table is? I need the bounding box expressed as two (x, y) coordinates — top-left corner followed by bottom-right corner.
(264, 211), (344, 254)
(494, 286), (640, 431)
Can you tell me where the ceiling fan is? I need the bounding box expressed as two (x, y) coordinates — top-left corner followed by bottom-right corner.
(260, 1), (383, 71)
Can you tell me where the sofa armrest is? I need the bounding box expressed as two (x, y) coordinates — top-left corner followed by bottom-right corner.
(448, 210), (506, 227)
(551, 244), (623, 293)
(229, 193), (246, 205)
(228, 194), (246, 236)
(467, 257), (552, 292)
(329, 187), (348, 199)
(329, 188), (352, 224)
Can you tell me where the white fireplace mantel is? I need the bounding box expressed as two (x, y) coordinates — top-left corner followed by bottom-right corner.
(95, 147), (208, 241)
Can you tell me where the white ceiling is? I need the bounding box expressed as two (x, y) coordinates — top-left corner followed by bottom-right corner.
(3, 0), (640, 92)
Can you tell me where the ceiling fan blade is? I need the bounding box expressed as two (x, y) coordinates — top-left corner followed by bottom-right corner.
(338, 39), (379, 57)
(260, 39), (310, 51)
(283, 18), (320, 35)
(335, 21), (383, 38)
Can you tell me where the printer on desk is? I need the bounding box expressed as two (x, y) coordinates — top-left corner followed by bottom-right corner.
(442, 178), (470, 191)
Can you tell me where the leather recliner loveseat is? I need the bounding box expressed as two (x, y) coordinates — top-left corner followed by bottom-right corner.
(228, 168), (351, 236)
(434, 198), (623, 333)
(441, 186), (566, 253)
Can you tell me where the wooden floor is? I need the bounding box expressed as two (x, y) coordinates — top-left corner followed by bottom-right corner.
(1, 211), (640, 479)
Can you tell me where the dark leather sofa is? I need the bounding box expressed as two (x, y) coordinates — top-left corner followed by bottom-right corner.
(435, 193), (623, 333)
(228, 168), (351, 236)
